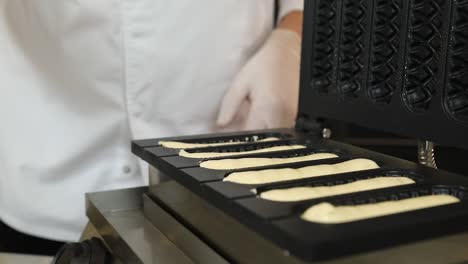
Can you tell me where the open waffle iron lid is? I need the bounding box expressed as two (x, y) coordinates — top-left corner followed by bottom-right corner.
(298, 0), (468, 150)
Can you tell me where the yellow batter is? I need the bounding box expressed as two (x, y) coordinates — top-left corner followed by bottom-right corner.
(260, 177), (414, 202)
(301, 194), (460, 224)
(200, 153), (338, 170)
(179, 145), (306, 159)
(223, 158), (379, 185)
(160, 137), (280, 149)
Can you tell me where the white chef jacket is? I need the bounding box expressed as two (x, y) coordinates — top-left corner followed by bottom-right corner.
(0, 0), (303, 242)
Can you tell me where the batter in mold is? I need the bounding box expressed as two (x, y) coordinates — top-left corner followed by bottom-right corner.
(160, 137), (280, 149)
(260, 176), (414, 202)
(223, 158), (379, 185)
(179, 145), (306, 159)
(200, 153), (338, 170)
(301, 194), (460, 224)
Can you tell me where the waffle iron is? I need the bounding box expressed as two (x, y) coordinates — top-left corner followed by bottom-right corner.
(130, 0), (468, 262)
(75, 0), (468, 263)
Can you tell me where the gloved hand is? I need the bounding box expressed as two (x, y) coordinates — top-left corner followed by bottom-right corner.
(216, 29), (301, 130)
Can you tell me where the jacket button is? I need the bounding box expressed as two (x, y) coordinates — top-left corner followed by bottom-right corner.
(123, 166), (131, 173)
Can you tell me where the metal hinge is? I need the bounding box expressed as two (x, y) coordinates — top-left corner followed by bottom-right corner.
(418, 140), (437, 169)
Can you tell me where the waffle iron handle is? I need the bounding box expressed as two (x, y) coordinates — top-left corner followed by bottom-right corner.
(418, 140), (437, 169)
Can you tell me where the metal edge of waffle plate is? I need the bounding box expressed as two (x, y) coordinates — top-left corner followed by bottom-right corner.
(145, 181), (305, 264)
(146, 179), (468, 264)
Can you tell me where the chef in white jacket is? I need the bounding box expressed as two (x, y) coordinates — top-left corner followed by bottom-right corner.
(0, 0), (303, 254)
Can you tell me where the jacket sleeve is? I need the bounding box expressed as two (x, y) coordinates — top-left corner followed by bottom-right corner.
(278, 0), (304, 23)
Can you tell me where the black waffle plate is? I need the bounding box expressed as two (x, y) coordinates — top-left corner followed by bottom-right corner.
(132, 129), (468, 261)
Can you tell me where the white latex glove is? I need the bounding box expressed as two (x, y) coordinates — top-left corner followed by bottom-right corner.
(216, 29), (301, 130)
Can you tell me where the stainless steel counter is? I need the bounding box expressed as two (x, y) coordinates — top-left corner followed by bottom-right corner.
(85, 187), (195, 264)
(0, 253), (52, 264)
